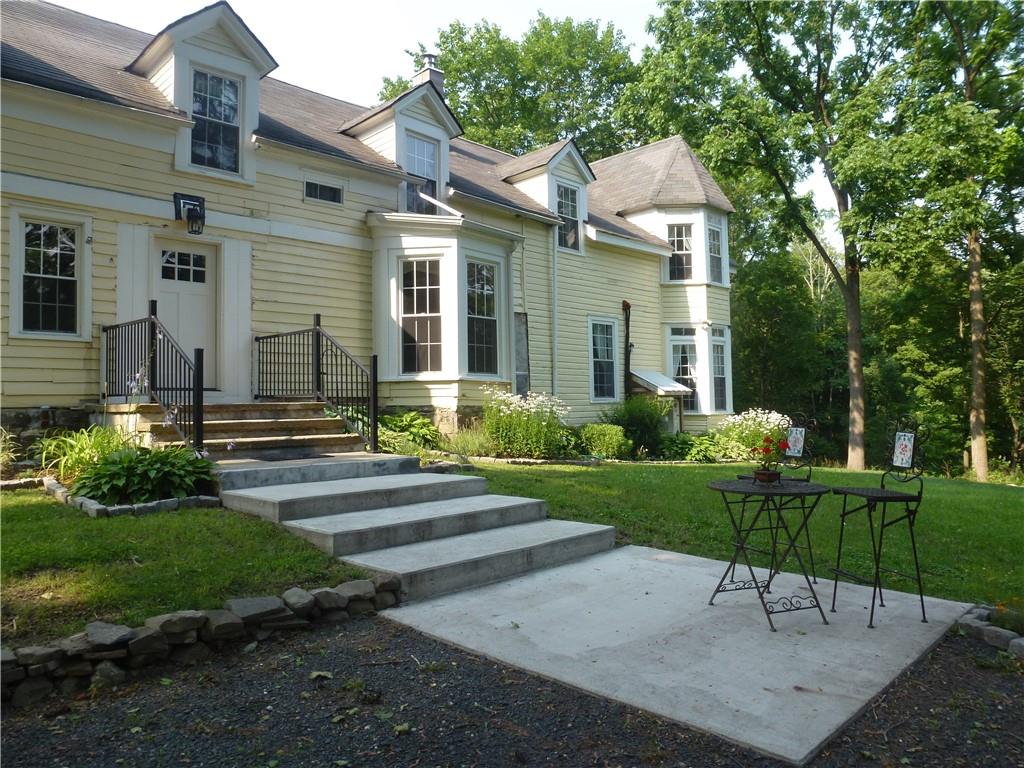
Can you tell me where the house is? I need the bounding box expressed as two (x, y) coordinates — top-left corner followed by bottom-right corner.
(0, 0), (735, 448)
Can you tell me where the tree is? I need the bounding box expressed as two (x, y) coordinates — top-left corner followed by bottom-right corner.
(379, 15), (638, 159)
(627, 1), (908, 469)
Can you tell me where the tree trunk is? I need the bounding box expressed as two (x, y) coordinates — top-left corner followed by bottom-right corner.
(843, 265), (866, 470)
(967, 228), (989, 482)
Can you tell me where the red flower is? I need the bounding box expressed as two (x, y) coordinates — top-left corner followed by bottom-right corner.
(779, 440), (789, 451)
(763, 435), (773, 444)
(762, 446), (771, 455)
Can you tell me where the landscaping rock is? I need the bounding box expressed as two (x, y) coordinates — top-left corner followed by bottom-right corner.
(170, 641), (212, 666)
(2, 646), (18, 666)
(12, 677), (53, 707)
(14, 646), (63, 666)
(27, 661), (61, 677)
(311, 588), (348, 611)
(956, 616), (988, 640)
(260, 617), (310, 630)
(1008, 637), (1024, 660)
(85, 621), (136, 646)
(373, 591), (398, 611)
(282, 587), (316, 617)
(91, 660), (127, 688)
(321, 610), (349, 623)
(164, 630), (198, 645)
(133, 501), (161, 516)
(60, 659), (93, 677)
(982, 625), (1018, 651)
(180, 496), (202, 509)
(128, 627), (169, 656)
(155, 498), (179, 511)
(55, 489), (70, 504)
(200, 610), (245, 640)
(335, 580), (376, 601)
(80, 499), (108, 518)
(83, 649), (128, 661)
(42, 476), (62, 493)
(197, 495), (221, 507)
(59, 676), (90, 696)
(224, 596), (285, 623)
(125, 652), (167, 670)
(346, 599), (376, 617)
(968, 607), (992, 622)
(372, 574), (401, 593)
(1, 666), (26, 685)
(58, 633), (92, 656)
(145, 610), (206, 634)
(108, 504), (134, 517)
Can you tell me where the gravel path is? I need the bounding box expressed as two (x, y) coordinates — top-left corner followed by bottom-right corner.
(2, 618), (1021, 767)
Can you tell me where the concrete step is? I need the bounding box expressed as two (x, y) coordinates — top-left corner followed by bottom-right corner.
(202, 433), (364, 460)
(149, 417), (346, 441)
(285, 494), (548, 556)
(215, 453), (419, 491)
(341, 519), (616, 601)
(221, 473), (489, 523)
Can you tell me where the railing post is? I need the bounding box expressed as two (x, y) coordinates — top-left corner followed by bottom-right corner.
(193, 348), (204, 453)
(148, 300), (158, 403)
(370, 353), (379, 453)
(312, 313), (322, 399)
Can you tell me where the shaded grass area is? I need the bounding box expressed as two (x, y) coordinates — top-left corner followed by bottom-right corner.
(0, 490), (362, 644)
(471, 463), (1024, 607)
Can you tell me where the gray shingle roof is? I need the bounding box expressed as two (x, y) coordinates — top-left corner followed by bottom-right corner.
(495, 139), (571, 179)
(589, 135), (735, 214)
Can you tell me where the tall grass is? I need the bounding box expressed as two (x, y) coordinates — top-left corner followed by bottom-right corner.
(36, 426), (139, 483)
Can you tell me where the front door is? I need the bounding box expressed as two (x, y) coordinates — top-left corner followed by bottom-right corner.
(155, 241), (217, 388)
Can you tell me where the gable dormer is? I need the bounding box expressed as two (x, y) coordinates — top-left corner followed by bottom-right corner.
(342, 73), (462, 215)
(129, 1), (277, 183)
(499, 139), (596, 252)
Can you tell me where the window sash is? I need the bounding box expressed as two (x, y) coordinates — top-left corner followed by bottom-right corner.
(712, 341), (727, 411)
(305, 181), (343, 204)
(400, 259), (442, 373)
(668, 224), (692, 280)
(591, 321), (615, 399)
(557, 184), (580, 250)
(406, 134), (439, 215)
(671, 341), (699, 412)
(22, 221), (78, 334)
(708, 226), (723, 283)
(466, 261), (498, 375)
(191, 70), (240, 173)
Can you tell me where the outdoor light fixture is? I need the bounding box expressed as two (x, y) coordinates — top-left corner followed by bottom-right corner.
(173, 192), (206, 235)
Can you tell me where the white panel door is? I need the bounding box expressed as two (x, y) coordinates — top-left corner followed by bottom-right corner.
(155, 241), (217, 388)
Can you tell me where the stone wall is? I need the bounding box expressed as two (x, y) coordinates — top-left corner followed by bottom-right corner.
(0, 406), (93, 455)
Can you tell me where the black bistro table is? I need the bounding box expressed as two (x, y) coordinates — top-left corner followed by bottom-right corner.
(707, 478), (831, 631)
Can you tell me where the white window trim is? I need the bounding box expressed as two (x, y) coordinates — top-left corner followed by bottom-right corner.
(707, 217), (727, 287)
(404, 131), (440, 214)
(667, 326), (700, 413)
(397, 255), (445, 377)
(302, 170), (348, 208)
(710, 326), (732, 413)
(665, 222), (696, 283)
(462, 254), (506, 380)
(555, 181), (582, 253)
(588, 316), (619, 403)
(8, 205), (93, 343)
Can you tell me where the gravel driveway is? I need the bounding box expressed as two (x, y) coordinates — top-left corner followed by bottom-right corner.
(2, 618), (1021, 767)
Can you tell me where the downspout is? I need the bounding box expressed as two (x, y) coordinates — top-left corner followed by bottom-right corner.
(622, 300), (631, 400)
(551, 232), (558, 396)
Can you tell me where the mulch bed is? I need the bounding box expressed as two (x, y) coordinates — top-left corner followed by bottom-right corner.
(2, 618), (1021, 767)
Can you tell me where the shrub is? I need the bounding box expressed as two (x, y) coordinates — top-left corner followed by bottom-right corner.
(36, 425), (139, 483)
(660, 431), (694, 460)
(710, 408), (790, 461)
(579, 423), (631, 459)
(603, 396), (672, 457)
(482, 386), (571, 459)
(685, 434), (722, 463)
(71, 445), (213, 505)
(443, 423), (495, 459)
(379, 410), (442, 449)
(0, 427), (16, 470)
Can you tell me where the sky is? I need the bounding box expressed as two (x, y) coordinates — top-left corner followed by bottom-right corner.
(52, 0), (838, 246)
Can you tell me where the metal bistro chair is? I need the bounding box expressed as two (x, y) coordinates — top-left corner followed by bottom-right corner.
(830, 416), (929, 628)
(736, 414), (819, 582)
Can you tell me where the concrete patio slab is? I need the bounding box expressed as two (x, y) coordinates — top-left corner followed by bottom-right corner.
(387, 546), (969, 765)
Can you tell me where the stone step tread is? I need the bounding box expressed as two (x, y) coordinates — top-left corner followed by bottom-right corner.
(149, 417), (343, 432)
(341, 519), (615, 575)
(110, 401), (322, 414)
(285, 494), (544, 534)
(214, 452), (406, 472)
(201, 434), (362, 448)
(221, 472), (483, 503)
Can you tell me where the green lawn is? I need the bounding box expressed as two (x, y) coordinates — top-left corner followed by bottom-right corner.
(0, 490), (363, 644)
(471, 462), (1024, 608)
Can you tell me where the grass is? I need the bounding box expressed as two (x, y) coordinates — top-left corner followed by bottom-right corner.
(0, 490), (363, 644)
(470, 462), (1024, 607)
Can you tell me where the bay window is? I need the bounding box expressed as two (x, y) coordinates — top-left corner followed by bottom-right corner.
(670, 327), (699, 412)
(466, 261), (498, 375)
(712, 327), (728, 411)
(668, 224), (693, 281)
(708, 217), (724, 284)
(400, 259), (442, 373)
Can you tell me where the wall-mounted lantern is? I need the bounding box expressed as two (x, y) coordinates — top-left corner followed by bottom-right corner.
(173, 193), (206, 235)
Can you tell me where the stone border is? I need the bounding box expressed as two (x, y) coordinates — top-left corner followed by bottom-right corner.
(956, 605), (1024, 658)
(462, 455), (602, 467)
(0, 574), (402, 709)
(0, 477), (45, 490)
(39, 475), (220, 518)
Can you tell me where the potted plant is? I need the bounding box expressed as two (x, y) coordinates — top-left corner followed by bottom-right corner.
(752, 434), (789, 484)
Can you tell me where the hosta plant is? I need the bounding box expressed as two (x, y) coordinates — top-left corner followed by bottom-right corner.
(71, 445), (213, 505)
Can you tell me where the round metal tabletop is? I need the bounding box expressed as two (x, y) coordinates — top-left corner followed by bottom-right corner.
(706, 478), (831, 497)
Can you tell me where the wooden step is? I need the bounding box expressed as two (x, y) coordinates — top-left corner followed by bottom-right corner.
(203, 433), (364, 460)
(148, 417), (345, 441)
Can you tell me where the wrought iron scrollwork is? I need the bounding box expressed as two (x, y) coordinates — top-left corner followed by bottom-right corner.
(765, 594), (820, 614)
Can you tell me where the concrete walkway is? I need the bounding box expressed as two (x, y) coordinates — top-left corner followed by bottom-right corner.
(388, 546), (969, 765)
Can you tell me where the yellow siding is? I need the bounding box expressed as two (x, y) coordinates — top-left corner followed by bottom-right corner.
(660, 284), (703, 322)
(552, 156), (587, 186)
(707, 285), (731, 325)
(189, 26), (247, 60)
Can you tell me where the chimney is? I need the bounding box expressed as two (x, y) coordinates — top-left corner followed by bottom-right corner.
(412, 53), (445, 96)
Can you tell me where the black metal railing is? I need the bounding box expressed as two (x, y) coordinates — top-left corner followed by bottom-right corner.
(254, 314), (378, 451)
(102, 300), (204, 451)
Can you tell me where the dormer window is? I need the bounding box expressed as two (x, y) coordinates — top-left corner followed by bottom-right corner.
(557, 183), (580, 251)
(191, 70), (240, 173)
(406, 133), (438, 215)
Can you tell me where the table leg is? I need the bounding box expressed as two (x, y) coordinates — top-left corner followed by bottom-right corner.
(771, 498), (828, 626)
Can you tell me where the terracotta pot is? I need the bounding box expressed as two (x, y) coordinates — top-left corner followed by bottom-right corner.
(753, 469), (781, 484)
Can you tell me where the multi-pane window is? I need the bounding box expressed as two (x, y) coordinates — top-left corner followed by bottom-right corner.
(670, 327), (698, 412)
(401, 259), (442, 373)
(668, 224), (693, 281)
(305, 181), (343, 205)
(466, 261), (497, 375)
(22, 221), (78, 333)
(708, 222), (724, 284)
(712, 327), (728, 411)
(161, 250), (207, 283)
(191, 70), (240, 173)
(590, 320), (615, 400)
(556, 184), (580, 251)
(405, 134), (438, 215)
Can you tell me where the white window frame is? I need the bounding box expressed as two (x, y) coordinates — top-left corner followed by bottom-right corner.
(302, 170), (348, 208)
(405, 132), (439, 214)
(667, 223), (694, 282)
(668, 326), (700, 413)
(588, 316), (619, 403)
(465, 258), (500, 377)
(556, 182), (581, 252)
(398, 256), (444, 375)
(189, 66), (242, 176)
(711, 326), (729, 412)
(707, 214), (725, 285)
(8, 206), (93, 342)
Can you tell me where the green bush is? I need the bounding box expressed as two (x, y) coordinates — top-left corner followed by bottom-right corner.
(444, 423), (495, 459)
(603, 396), (672, 458)
(579, 423), (631, 459)
(685, 434), (721, 463)
(0, 427), (16, 470)
(379, 411), (442, 449)
(36, 426), (139, 483)
(660, 431), (695, 460)
(482, 387), (571, 459)
(71, 445), (214, 505)
(710, 408), (790, 461)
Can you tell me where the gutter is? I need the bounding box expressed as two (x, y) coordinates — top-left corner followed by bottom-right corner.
(253, 135), (418, 183)
(449, 189), (561, 225)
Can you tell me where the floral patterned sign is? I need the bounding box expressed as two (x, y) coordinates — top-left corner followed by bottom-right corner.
(785, 427), (805, 457)
(893, 431), (915, 468)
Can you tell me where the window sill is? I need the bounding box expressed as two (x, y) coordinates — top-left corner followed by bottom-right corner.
(589, 397), (618, 404)
(557, 246), (583, 255)
(8, 329), (92, 343)
(174, 161), (256, 188)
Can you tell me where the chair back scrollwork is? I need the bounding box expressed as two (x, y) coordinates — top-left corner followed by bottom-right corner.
(882, 414), (928, 495)
(779, 413), (816, 481)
